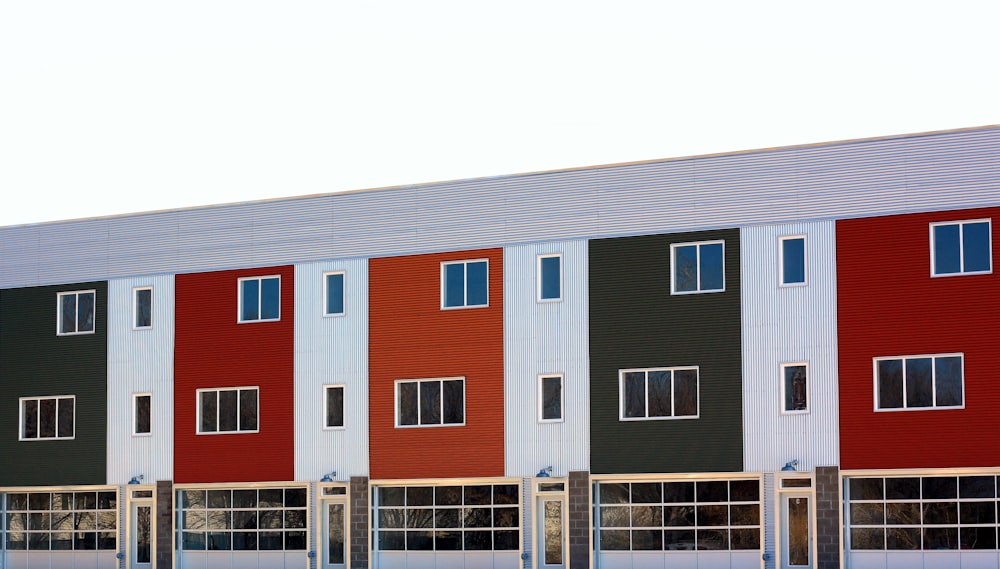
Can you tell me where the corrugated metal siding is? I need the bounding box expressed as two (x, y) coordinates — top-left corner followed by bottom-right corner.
(106, 275), (175, 484)
(293, 259), (369, 481)
(740, 222), (840, 473)
(5, 127), (1000, 289)
(762, 473), (775, 569)
(503, 241), (590, 477)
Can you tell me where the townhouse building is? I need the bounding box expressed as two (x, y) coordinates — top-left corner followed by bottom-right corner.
(1, 124), (999, 569)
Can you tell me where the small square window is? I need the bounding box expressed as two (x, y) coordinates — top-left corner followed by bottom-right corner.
(324, 385), (345, 429)
(323, 272), (346, 316)
(57, 290), (96, 335)
(198, 387), (259, 433)
(874, 353), (964, 411)
(441, 260), (488, 309)
(133, 393), (152, 435)
(931, 219), (992, 276)
(238, 276), (280, 322)
(671, 241), (724, 294)
(133, 287), (153, 329)
(619, 367), (699, 420)
(781, 363), (808, 413)
(538, 375), (564, 422)
(20, 396), (75, 440)
(537, 254), (563, 302)
(395, 378), (465, 427)
(779, 236), (807, 286)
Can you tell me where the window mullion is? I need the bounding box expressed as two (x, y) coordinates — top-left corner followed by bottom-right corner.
(215, 391), (221, 431)
(415, 383), (422, 424)
(669, 371), (676, 418)
(235, 389), (241, 432)
(958, 224), (966, 272)
(930, 356), (938, 406)
(900, 359), (908, 409)
(463, 263), (469, 306)
(438, 380), (445, 425)
(644, 373), (650, 418)
(695, 244), (702, 287)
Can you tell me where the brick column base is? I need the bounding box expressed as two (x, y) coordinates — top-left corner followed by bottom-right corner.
(815, 466), (841, 569)
(350, 477), (370, 569)
(568, 471), (590, 569)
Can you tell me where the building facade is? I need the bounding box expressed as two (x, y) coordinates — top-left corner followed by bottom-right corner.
(1, 125), (1000, 569)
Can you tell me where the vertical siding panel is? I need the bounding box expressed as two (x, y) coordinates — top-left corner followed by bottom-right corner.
(294, 259), (369, 481)
(503, 241), (590, 477)
(741, 222), (840, 473)
(107, 275), (175, 484)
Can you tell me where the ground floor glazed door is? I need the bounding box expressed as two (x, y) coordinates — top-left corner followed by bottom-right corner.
(780, 493), (813, 569)
(537, 495), (566, 569)
(321, 499), (347, 569)
(129, 498), (153, 569)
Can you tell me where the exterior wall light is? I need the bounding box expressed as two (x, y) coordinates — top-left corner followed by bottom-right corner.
(781, 460), (799, 471)
(128, 475), (144, 484)
(536, 466), (553, 478)
(320, 471), (337, 482)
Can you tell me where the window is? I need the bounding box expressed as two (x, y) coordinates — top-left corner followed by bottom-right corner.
(3, 491), (117, 551)
(323, 271), (345, 316)
(57, 290), (96, 335)
(538, 374), (563, 422)
(537, 254), (562, 302)
(20, 396), (75, 440)
(178, 487), (307, 551)
(374, 483), (520, 552)
(596, 479), (761, 551)
(781, 363), (809, 413)
(395, 378), (465, 427)
(931, 219), (992, 276)
(874, 354), (964, 411)
(198, 387), (259, 433)
(238, 276), (280, 322)
(324, 385), (345, 429)
(133, 286), (152, 329)
(441, 260), (488, 309)
(133, 393), (152, 435)
(779, 235), (807, 286)
(671, 241), (724, 294)
(619, 367), (699, 420)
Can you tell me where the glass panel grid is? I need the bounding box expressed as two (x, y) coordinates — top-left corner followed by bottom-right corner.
(619, 368), (699, 420)
(396, 378), (464, 427)
(178, 487), (308, 551)
(875, 354), (964, 411)
(671, 241), (725, 294)
(20, 396), (75, 440)
(932, 220), (992, 276)
(197, 387), (259, 433)
(4, 491), (116, 551)
(239, 276), (280, 322)
(442, 260), (488, 308)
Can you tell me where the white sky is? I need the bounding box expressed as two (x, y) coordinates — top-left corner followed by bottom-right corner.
(1, 1), (998, 227)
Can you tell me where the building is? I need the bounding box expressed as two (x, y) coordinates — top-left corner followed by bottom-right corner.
(1, 124), (999, 569)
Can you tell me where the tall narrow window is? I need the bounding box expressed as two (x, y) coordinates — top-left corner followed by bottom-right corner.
(441, 260), (488, 309)
(324, 385), (345, 429)
(238, 276), (280, 322)
(537, 254), (563, 302)
(781, 363), (809, 413)
(671, 241), (725, 294)
(133, 393), (152, 435)
(57, 290), (96, 335)
(931, 219), (992, 276)
(198, 387), (259, 433)
(779, 235), (807, 286)
(323, 272), (346, 316)
(133, 287), (153, 329)
(539, 374), (564, 422)
(20, 396), (75, 440)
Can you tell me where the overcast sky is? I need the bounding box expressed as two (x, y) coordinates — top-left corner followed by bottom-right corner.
(1, 1), (998, 227)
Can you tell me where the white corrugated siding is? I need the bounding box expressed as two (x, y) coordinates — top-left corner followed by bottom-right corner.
(293, 259), (369, 481)
(503, 241), (590, 477)
(106, 275), (175, 484)
(4, 127), (1000, 289)
(740, 222), (839, 473)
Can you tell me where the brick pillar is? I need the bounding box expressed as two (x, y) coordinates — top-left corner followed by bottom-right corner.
(155, 480), (173, 569)
(568, 471), (591, 569)
(815, 466), (841, 569)
(350, 476), (370, 569)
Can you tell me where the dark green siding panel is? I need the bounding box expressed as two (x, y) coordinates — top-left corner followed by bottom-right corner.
(588, 230), (743, 474)
(0, 282), (108, 486)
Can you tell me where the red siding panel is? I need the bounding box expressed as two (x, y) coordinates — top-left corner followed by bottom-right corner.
(369, 249), (504, 480)
(838, 207), (1000, 470)
(174, 266), (295, 483)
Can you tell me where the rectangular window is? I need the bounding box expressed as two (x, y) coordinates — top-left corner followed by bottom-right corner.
(57, 290), (96, 335)
(238, 276), (280, 322)
(20, 396), (75, 440)
(198, 387), (259, 433)
(133, 287), (152, 329)
(4, 490), (118, 551)
(323, 272), (346, 316)
(441, 260), (488, 309)
(395, 378), (465, 427)
(538, 374), (564, 422)
(779, 235), (807, 286)
(781, 363), (809, 413)
(324, 385), (345, 429)
(178, 487), (307, 551)
(671, 241), (725, 294)
(133, 393), (152, 435)
(619, 367), (699, 420)
(537, 254), (562, 302)
(932, 219), (992, 276)
(874, 354), (964, 411)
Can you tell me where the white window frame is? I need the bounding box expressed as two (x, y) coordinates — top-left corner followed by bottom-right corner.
(440, 259), (489, 309)
(394, 377), (466, 428)
(872, 353), (965, 412)
(930, 218), (993, 277)
(322, 271), (346, 317)
(132, 392), (153, 436)
(670, 240), (726, 295)
(133, 286), (153, 329)
(237, 275), (281, 323)
(778, 235), (808, 287)
(536, 253), (563, 303)
(323, 384), (346, 430)
(196, 386), (260, 434)
(618, 366), (700, 421)
(56, 289), (96, 336)
(538, 374), (565, 423)
(780, 362), (810, 415)
(19, 395), (76, 441)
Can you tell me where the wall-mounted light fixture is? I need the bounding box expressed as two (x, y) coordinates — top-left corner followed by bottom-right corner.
(781, 460), (799, 472)
(536, 466), (553, 478)
(320, 471), (337, 482)
(128, 475), (144, 485)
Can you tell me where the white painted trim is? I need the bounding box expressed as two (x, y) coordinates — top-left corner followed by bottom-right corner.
(670, 240), (726, 295)
(618, 367), (700, 421)
(393, 377), (467, 428)
(322, 384), (346, 430)
(18, 394), (76, 441)
(132, 285), (154, 330)
(132, 392), (153, 437)
(779, 361), (810, 415)
(236, 274), (281, 323)
(929, 217), (993, 277)
(537, 374), (565, 423)
(872, 352), (965, 412)
(322, 271), (347, 317)
(195, 386), (261, 435)
(778, 234), (808, 287)
(536, 253), (564, 303)
(440, 258), (490, 309)
(55, 289), (97, 336)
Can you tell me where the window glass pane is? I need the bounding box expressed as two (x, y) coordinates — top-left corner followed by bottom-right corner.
(436, 486), (462, 506)
(326, 387), (344, 428)
(623, 372), (646, 418)
(443, 380), (464, 424)
(662, 482), (694, 503)
(260, 278), (280, 320)
(729, 480), (760, 502)
(934, 224), (961, 274)
(782, 237), (806, 284)
(200, 392), (217, 432)
(936, 356), (963, 406)
(241, 280), (260, 321)
(135, 288), (152, 327)
(674, 245), (698, 292)
(325, 273), (345, 315)
(407, 486), (433, 506)
(540, 256), (561, 300)
(963, 221), (991, 273)
(464, 485), (491, 505)
(631, 529), (662, 550)
(960, 476), (995, 499)
(961, 526), (997, 550)
(664, 505), (695, 526)
(699, 242), (724, 291)
(208, 490), (232, 509)
(541, 376), (562, 420)
(674, 369), (698, 417)
(631, 483), (662, 504)
(240, 389), (258, 431)
(905, 358), (933, 408)
(466, 261), (488, 306)
(697, 528), (728, 550)
(39, 398), (56, 438)
(444, 263), (465, 307)
(877, 359), (903, 409)
(850, 503), (884, 525)
(697, 481), (727, 503)
(784, 365), (807, 411)
(57, 397), (73, 438)
(600, 483), (630, 505)
(663, 529), (695, 550)
(922, 477), (957, 500)
(923, 527), (958, 550)
(60, 293), (77, 334)
(600, 505), (629, 527)
(23, 400), (38, 438)
(885, 477), (920, 500)
(419, 381), (441, 425)
(398, 383), (418, 426)
(647, 371), (671, 417)
(922, 501), (957, 525)
(78, 292), (95, 332)
(219, 390), (238, 431)
(849, 478), (884, 500)
(886, 502), (920, 525)
(135, 395), (151, 434)
(494, 484), (518, 504)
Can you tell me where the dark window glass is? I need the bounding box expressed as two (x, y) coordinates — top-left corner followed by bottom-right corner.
(443, 380), (464, 424)
(886, 477), (920, 500)
(600, 483), (631, 505)
(39, 399), (56, 438)
(922, 477), (957, 500)
(934, 221), (991, 275)
(905, 358), (933, 407)
(325, 273), (345, 315)
(258, 531), (283, 550)
(493, 485), (518, 505)
(466, 261), (488, 306)
(852, 529), (885, 550)
(284, 488), (306, 508)
(239, 389), (258, 431)
(623, 372), (646, 418)
(407, 487), (433, 507)
(436, 486), (462, 506)
(662, 482), (694, 503)
(886, 527), (920, 550)
(731, 528), (761, 550)
(936, 356), (964, 406)
(924, 527), (958, 550)
(698, 529), (728, 550)
(379, 531), (405, 550)
(960, 501), (996, 524)
(380, 487), (405, 507)
(232, 490), (256, 509)
(135, 288), (152, 328)
(60, 293), (77, 333)
(730, 480), (760, 502)
(494, 530), (518, 550)
(699, 242), (724, 291)
(326, 386), (344, 428)
(419, 381), (441, 425)
(782, 237), (806, 284)
(601, 530), (630, 550)
(463, 508), (491, 528)
(435, 508), (460, 527)
(218, 390), (238, 431)
(850, 503), (884, 525)
(631, 483), (662, 504)
(673, 245), (698, 292)
(436, 531), (461, 550)
(260, 277), (280, 320)
(135, 395), (151, 434)
(674, 369), (699, 417)
(464, 530), (491, 550)
(922, 502), (958, 525)
(960, 476), (995, 499)
(241, 279), (260, 321)
(697, 505), (728, 526)
(784, 365), (808, 411)
(23, 400), (38, 438)
(877, 359), (903, 409)
(78, 292), (95, 332)
(934, 223), (961, 274)
(208, 490), (232, 509)
(664, 529), (695, 550)
(464, 485), (491, 506)
(541, 376), (562, 420)
(631, 506), (662, 527)
(539, 255), (561, 300)
(631, 529), (662, 550)
(961, 527), (997, 550)
(233, 531), (257, 550)
(663, 505), (695, 526)
(444, 263), (465, 307)
(964, 221), (991, 273)
(697, 481), (728, 503)
(647, 371), (672, 417)
(886, 502), (920, 525)
(398, 383), (417, 426)
(849, 478), (884, 500)
(730, 504), (760, 525)
(285, 531), (306, 550)
(200, 392), (217, 432)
